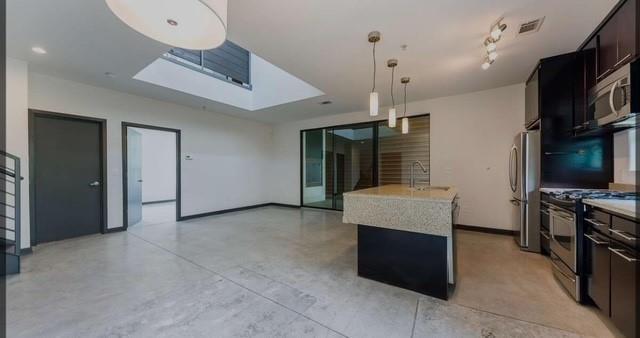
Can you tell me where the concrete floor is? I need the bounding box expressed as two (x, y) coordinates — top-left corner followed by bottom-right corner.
(130, 201), (177, 227)
(8, 206), (619, 337)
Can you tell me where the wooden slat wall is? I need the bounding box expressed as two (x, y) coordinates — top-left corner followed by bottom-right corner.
(378, 116), (430, 185)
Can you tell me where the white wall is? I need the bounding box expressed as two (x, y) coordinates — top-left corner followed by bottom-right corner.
(129, 128), (177, 203)
(5, 58), (30, 249)
(271, 84), (525, 230)
(613, 129), (637, 185)
(6, 64), (274, 242)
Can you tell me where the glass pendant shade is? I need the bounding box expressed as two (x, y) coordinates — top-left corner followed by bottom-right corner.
(369, 92), (379, 116)
(402, 117), (409, 134)
(105, 0), (227, 50)
(388, 108), (396, 127)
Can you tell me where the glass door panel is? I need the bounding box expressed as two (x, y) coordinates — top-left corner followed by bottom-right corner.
(302, 129), (333, 208)
(331, 123), (375, 210)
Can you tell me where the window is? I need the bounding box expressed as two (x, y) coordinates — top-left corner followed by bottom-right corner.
(165, 40), (251, 89)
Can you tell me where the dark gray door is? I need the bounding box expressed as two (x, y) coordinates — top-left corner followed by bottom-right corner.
(33, 115), (103, 243)
(127, 128), (142, 226)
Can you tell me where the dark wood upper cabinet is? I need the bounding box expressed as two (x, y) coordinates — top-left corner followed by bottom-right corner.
(597, 16), (619, 80)
(616, 0), (637, 65)
(595, 0), (638, 81)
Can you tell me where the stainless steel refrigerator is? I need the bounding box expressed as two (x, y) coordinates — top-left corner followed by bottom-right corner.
(509, 131), (540, 252)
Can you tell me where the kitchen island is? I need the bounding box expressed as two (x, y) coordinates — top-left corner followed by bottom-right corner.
(343, 184), (459, 300)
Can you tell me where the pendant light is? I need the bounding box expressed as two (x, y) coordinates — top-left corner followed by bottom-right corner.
(401, 77), (410, 134)
(106, 0), (227, 50)
(368, 31), (381, 116)
(387, 59), (398, 128)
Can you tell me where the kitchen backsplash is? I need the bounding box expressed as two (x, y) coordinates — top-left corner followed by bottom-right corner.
(613, 129), (637, 185)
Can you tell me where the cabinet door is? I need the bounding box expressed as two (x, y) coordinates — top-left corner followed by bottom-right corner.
(598, 17), (619, 80)
(616, 0), (636, 68)
(586, 231), (610, 315)
(610, 245), (638, 338)
(525, 69), (539, 127)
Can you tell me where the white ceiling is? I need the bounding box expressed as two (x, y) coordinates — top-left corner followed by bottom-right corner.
(7, 0), (617, 124)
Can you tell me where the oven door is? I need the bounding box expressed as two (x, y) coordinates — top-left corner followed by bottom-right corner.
(550, 207), (577, 272)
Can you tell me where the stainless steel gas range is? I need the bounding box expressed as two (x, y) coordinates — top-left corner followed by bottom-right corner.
(540, 188), (638, 302)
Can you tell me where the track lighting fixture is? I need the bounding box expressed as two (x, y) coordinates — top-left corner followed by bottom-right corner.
(481, 19), (506, 69)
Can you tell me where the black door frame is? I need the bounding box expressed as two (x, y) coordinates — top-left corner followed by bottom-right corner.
(299, 113), (430, 211)
(28, 109), (108, 246)
(121, 122), (181, 229)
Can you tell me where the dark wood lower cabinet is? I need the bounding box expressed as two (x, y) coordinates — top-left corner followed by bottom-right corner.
(610, 245), (638, 338)
(586, 231), (611, 316)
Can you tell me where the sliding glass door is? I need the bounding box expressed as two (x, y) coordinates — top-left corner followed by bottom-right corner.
(301, 115), (430, 211)
(302, 123), (375, 210)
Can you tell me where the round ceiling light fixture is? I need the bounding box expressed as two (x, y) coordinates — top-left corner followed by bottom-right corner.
(105, 0), (227, 50)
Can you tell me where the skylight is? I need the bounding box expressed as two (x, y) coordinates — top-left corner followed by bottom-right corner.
(134, 40), (324, 111)
(165, 40), (252, 90)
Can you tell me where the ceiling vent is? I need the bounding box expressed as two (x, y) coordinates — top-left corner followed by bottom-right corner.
(517, 17), (545, 36)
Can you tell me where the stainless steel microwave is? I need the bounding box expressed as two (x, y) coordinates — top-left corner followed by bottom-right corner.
(588, 64), (634, 127)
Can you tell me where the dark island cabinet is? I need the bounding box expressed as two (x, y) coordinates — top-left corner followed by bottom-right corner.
(610, 243), (638, 338)
(585, 207), (639, 338)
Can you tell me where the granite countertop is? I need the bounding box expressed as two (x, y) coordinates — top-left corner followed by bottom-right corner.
(344, 184), (458, 203)
(342, 184), (458, 237)
(582, 199), (638, 219)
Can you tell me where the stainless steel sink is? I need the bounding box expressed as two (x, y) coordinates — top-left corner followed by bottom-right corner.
(410, 186), (449, 191)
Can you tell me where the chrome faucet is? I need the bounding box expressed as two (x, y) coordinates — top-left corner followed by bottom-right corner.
(410, 160), (428, 188)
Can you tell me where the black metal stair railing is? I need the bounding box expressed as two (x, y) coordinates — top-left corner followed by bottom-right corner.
(1, 151), (22, 275)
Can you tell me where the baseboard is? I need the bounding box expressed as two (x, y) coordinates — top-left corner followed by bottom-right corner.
(455, 224), (515, 236)
(104, 227), (126, 234)
(142, 199), (176, 205)
(269, 203), (301, 209)
(20, 247), (33, 255)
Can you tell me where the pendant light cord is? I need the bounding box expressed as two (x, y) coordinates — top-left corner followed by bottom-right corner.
(372, 42), (377, 92)
(403, 83), (407, 117)
(390, 66), (395, 108)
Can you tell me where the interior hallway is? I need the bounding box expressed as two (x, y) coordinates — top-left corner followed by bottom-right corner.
(7, 207), (617, 337)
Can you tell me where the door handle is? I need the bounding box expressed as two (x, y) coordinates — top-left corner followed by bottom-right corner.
(610, 229), (638, 242)
(584, 233), (607, 245)
(609, 79), (620, 117)
(137, 179), (143, 183)
(608, 247), (638, 262)
(88, 181), (100, 187)
(613, 53), (632, 67)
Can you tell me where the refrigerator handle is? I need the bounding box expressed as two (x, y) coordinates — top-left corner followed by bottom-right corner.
(509, 146), (518, 192)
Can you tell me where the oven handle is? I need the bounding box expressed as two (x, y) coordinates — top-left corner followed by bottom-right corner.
(610, 229), (638, 242)
(584, 233), (607, 245)
(550, 209), (574, 222)
(551, 259), (576, 283)
(609, 247), (638, 262)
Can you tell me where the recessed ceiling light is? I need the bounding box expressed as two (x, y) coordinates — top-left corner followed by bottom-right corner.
(105, 0), (227, 50)
(31, 46), (47, 54)
(319, 100), (333, 105)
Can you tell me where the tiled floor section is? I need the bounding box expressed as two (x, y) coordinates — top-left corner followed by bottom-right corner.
(8, 207), (619, 337)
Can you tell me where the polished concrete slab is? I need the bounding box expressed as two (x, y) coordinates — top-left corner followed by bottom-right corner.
(8, 206), (618, 337)
(130, 201), (176, 227)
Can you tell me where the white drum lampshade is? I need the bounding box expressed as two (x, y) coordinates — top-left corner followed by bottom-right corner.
(106, 0), (227, 49)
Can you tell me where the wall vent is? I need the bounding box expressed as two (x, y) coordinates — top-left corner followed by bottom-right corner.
(517, 17), (545, 36)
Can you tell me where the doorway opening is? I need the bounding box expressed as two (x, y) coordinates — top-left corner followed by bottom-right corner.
(122, 123), (180, 228)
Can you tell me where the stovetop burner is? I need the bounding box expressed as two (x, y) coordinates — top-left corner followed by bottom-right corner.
(549, 189), (639, 201)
